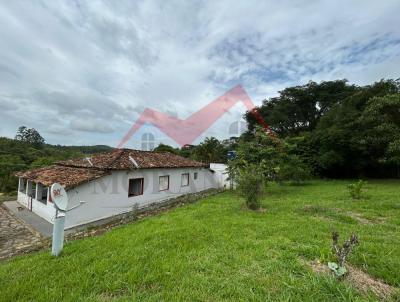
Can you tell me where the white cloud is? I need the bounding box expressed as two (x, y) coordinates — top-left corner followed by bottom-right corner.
(0, 0), (399, 145)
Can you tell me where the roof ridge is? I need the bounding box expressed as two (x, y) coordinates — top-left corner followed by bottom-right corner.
(104, 148), (127, 170)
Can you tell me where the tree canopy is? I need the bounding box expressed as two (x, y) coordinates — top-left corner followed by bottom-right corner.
(245, 79), (400, 178)
(15, 126), (45, 146)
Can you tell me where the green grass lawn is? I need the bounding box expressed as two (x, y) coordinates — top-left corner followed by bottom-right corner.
(1, 180), (399, 301)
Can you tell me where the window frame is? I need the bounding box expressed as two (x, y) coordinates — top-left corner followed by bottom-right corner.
(194, 172), (198, 180)
(159, 175), (169, 191)
(181, 173), (189, 187)
(128, 178), (144, 197)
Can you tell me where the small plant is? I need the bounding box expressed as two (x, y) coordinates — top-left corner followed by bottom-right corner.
(347, 180), (366, 199)
(236, 165), (265, 210)
(328, 231), (359, 278)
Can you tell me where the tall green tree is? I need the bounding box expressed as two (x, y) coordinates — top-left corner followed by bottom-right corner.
(245, 80), (357, 136)
(308, 80), (400, 177)
(15, 126), (45, 147)
(361, 94), (400, 177)
(229, 127), (312, 184)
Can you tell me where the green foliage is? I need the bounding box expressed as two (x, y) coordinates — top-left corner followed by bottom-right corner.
(360, 94), (400, 177)
(328, 262), (347, 277)
(246, 79), (400, 178)
(245, 80), (357, 136)
(192, 137), (227, 163)
(0, 192), (17, 203)
(311, 81), (400, 178)
(229, 127), (282, 181)
(235, 165), (264, 210)
(0, 174), (18, 193)
(153, 143), (180, 154)
(347, 180), (366, 199)
(0, 129), (113, 193)
(229, 127), (312, 185)
(15, 126), (45, 146)
(277, 155), (312, 184)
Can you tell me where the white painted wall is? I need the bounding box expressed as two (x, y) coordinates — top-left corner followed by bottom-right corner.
(210, 163), (230, 189)
(17, 167), (216, 229)
(63, 167), (216, 228)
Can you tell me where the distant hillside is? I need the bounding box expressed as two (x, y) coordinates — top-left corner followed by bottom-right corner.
(0, 137), (113, 193)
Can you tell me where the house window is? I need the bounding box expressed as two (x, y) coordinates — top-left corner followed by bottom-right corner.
(128, 178), (144, 197)
(181, 173), (189, 187)
(194, 172), (198, 180)
(41, 186), (48, 204)
(159, 175), (169, 191)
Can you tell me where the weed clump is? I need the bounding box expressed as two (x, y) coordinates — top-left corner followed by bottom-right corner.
(328, 231), (359, 278)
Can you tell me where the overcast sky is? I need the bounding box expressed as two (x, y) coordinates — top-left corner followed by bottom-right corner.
(0, 1), (399, 147)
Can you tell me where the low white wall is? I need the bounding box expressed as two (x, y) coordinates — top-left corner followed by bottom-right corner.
(17, 191), (56, 223)
(63, 167), (217, 229)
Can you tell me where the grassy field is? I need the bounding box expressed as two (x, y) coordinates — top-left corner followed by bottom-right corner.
(0, 180), (399, 301)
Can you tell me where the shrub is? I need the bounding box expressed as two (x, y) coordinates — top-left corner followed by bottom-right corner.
(277, 155), (312, 184)
(347, 180), (366, 199)
(236, 165), (265, 210)
(0, 173), (18, 193)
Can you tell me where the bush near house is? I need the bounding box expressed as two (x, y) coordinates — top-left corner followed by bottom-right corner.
(235, 165), (264, 210)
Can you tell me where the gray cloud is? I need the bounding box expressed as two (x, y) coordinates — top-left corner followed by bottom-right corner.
(0, 99), (18, 111)
(0, 0), (399, 145)
(70, 118), (114, 133)
(46, 125), (73, 135)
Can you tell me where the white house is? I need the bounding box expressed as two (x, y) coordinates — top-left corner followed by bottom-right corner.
(16, 149), (219, 229)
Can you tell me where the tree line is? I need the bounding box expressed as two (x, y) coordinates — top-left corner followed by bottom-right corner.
(245, 79), (400, 178)
(1, 78), (398, 193)
(0, 127), (112, 193)
(159, 79), (400, 180)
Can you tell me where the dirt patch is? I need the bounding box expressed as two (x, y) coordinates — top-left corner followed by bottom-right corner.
(308, 259), (330, 274)
(304, 259), (397, 300)
(347, 266), (395, 301)
(346, 211), (385, 225)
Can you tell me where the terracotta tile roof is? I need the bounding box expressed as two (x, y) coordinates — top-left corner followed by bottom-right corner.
(57, 149), (208, 170)
(15, 166), (109, 189)
(15, 149), (207, 189)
